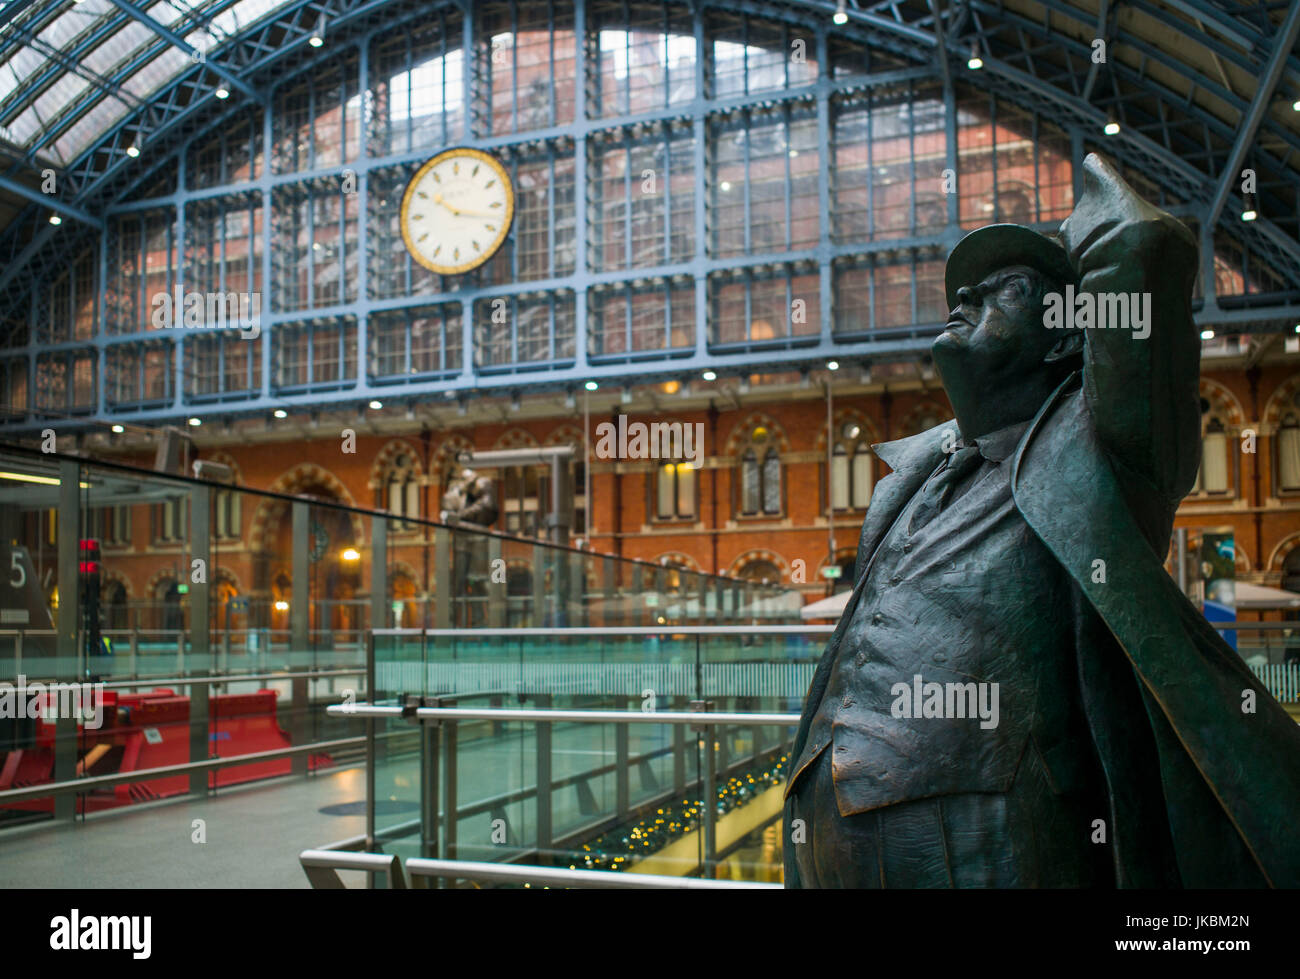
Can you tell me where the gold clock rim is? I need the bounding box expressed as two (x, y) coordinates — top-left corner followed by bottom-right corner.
(399, 146), (516, 276)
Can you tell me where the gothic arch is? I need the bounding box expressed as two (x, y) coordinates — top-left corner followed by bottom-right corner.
(728, 548), (789, 582)
(249, 463), (366, 554)
(145, 567), (179, 597)
(723, 412), (791, 456)
(213, 566), (245, 593)
(368, 438), (426, 490)
(655, 551), (701, 573)
(1198, 377), (1247, 432)
(1268, 532), (1300, 573)
(100, 568), (134, 600)
(204, 450), (246, 485)
(815, 546), (859, 577)
(899, 400), (953, 438)
(545, 423), (587, 451)
(494, 428), (540, 451)
(814, 407), (881, 452)
(1262, 373), (1300, 433)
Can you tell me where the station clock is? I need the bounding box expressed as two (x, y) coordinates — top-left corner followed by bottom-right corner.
(399, 147), (515, 275)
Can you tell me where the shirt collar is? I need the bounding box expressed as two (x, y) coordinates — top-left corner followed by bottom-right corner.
(961, 419), (1032, 464)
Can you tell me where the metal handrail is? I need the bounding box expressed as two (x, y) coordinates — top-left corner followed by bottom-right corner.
(326, 704), (801, 725)
(0, 736), (364, 804)
(0, 667), (366, 690)
(300, 848), (406, 889)
(374, 626), (834, 637)
(403, 857), (779, 889)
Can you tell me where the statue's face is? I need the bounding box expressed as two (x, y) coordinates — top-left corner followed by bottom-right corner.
(932, 264), (1056, 388)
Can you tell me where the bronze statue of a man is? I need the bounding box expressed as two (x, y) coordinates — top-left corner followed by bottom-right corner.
(440, 467), (499, 528)
(784, 154), (1300, 888)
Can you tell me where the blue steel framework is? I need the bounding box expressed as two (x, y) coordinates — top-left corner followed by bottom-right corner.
(0, 0), (1296, 432)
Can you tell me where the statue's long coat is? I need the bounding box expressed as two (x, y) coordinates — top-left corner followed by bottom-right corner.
(783, 155), (1300, 888)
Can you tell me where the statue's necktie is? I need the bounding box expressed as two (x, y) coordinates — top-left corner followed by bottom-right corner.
(908, 445), (984, 533)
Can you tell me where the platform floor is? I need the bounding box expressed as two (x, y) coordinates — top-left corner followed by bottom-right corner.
(0, 765), (367, 888)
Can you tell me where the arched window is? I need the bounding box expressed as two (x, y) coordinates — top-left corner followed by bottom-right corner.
(737, 559), (781, 585)
(1192, 413), (1230, 495)
(737, 422), (782, 516)
(153, 495), (186, 542)
(215, 489), (241, 540)
(830, 420), (873, 511)
(385, 453), (420, 529)
(1278, 412), (1300, 493)
(655, 461), (696, 520)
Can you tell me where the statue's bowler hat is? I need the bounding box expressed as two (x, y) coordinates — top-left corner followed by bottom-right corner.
(944, 224), (1078, 310)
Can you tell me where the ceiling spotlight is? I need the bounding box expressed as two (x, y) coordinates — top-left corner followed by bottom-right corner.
(368, 399), (383, 410)
(215, 87), (230, 100)
(1241, 193), (1258, 222)
(584, 380), (598, 391)
(701, 369), (717, 381)
(719, 180), (732, 192)
(309, 33), (324, 47)
(188, 416), (202, 427)
(1103, 119), (1120, 136)
(1200, 329), (1216, 341)
(126, 143), (140, 158)
(967, 43), (983, 70)
(832, 0), (847, 25)
(1294, 324), (1300, 333)
(1242, 208), (1257, 222)
(273, 408), (287, 419)
(1293, 100), (1300, 112)
(111, 424), (125, 434)
(309, 15), (326, 47)
(48, 214), (61, 225)
(826, 360), (840, 371)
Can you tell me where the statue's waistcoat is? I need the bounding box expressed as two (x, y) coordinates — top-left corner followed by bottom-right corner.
(797, 437), (1094, 815)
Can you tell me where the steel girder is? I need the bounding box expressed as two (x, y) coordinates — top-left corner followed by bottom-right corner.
(0, 0), (1297, 433)
(952, 0), (1300, 290)
(1, 0), (1295, 290)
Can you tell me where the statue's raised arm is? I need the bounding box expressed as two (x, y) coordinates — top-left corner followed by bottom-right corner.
(1059, 153), (1202, 502)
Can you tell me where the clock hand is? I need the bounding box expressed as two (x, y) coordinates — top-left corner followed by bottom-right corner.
(432, 192), (462, 216)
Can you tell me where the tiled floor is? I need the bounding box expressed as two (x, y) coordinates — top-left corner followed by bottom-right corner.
(0, 766), (367, 888)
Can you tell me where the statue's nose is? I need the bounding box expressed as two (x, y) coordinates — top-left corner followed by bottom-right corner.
(956, 285), (976, 307)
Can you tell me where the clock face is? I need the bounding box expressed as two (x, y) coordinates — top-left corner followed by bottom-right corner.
(400, 147), (515, 275)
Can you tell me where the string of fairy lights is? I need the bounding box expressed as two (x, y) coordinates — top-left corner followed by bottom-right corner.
(566, 751), (790, 873)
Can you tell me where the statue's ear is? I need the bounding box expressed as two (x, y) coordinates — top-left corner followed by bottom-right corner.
(1044, 330), (1084, 364)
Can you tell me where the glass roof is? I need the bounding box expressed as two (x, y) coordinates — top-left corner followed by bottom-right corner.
(0, 0), (295, 168)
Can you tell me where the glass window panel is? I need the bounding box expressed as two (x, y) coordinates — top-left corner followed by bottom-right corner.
(762, 450), (780, 513)
(741, 450), (759, 514)
(656, 464), (674, 518)
(678, 464), (695, 518)
(831, 446), (849, 510)
(851, 452), (873, 508)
